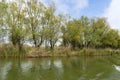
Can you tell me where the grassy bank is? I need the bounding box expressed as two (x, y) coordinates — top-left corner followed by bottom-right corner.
(0, 44), (29, 58)
(0, 45), (120, 58)
(26, 47), (120, 57)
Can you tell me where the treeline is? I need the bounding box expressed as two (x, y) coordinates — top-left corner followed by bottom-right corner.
(0, 0), (120, 53)
(62, 17), (120, 49)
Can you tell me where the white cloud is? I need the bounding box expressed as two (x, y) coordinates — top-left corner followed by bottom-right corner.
(103, 0), (120, 30)
(52, 0), (69, 14)
(68, 0), (88, 10)
(39, 0), (88, 17)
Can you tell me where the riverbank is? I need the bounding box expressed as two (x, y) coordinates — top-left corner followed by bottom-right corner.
(0, 46), (120, 58)
(26, 48), (120, 58)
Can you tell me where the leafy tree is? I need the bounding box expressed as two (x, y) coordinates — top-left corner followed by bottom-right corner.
(102, 29), (120, 48)
(1, 0), (120, 53)
(43, 4), (61, 49)
(6, 1), (27, 51)
(88, 18), (110, 48)
(80, 16), (91, 47)
(0, 1), (8, 43)
(62, 19), (82, 49)
(25, 0), (46, 47)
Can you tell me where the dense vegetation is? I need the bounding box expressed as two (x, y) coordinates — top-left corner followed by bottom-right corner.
(0, 0), (120, 57)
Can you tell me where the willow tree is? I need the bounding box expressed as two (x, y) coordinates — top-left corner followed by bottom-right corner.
(6, 1), (27, 51)
(0, 1), (8, 44)
(43, 4), (61, 49)
(102, 29), (120, 48)
(86, 18), (110, 48)
(61, 19), (83, 49)
(80, 16), (91, 48)
(25, 0), (46, 47)
(61, 17), (117, 49)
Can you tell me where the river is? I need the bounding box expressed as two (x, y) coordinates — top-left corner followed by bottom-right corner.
(0, 55), (120, 80)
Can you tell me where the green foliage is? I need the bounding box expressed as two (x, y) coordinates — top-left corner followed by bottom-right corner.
(25, 0), (46, 47)
(102, 29), (119, 48)
(62, 19), (83, 48)
(0, 0), (120, 56)
(88, 18), (109, 47)
(6, 2), (27, 51)
(0, 1), (8, 43)
(62, 17), (120, 49)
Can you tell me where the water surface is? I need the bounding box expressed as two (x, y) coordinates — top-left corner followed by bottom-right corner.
(0, 55), (120, 80)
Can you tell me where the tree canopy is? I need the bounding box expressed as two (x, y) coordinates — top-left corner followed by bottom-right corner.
(0, 0), (120, 51)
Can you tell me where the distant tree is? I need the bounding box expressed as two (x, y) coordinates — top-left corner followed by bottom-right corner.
(6, 1), (28, 51)
(43, 4), (61, 49)
(1, 0), (120, 51)
(62, 19), (83, 49)
(0, 1), (8, 43)
(25, 0), (46, 47)
(102, 29), (120, 48)
(88, 18), (110, 48)
(80, 16), (91, 47)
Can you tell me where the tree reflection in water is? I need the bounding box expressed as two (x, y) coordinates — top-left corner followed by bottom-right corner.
(0, 56), (120, 80)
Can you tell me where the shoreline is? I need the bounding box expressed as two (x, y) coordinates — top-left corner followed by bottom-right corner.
(0, 48), (120, 58)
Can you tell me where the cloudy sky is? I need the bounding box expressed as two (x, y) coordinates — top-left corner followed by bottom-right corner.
(40, 0), (120, 30)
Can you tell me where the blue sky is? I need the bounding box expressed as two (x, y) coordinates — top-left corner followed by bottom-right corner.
(80, 0), (111, 18)
(40, 0), (120, 30)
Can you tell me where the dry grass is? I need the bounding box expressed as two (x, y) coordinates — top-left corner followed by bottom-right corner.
(27, 47), (52, 57)
(0, 44), (28, 58)
(78, 48), (120, 56)
(0, 44), (120, 58)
